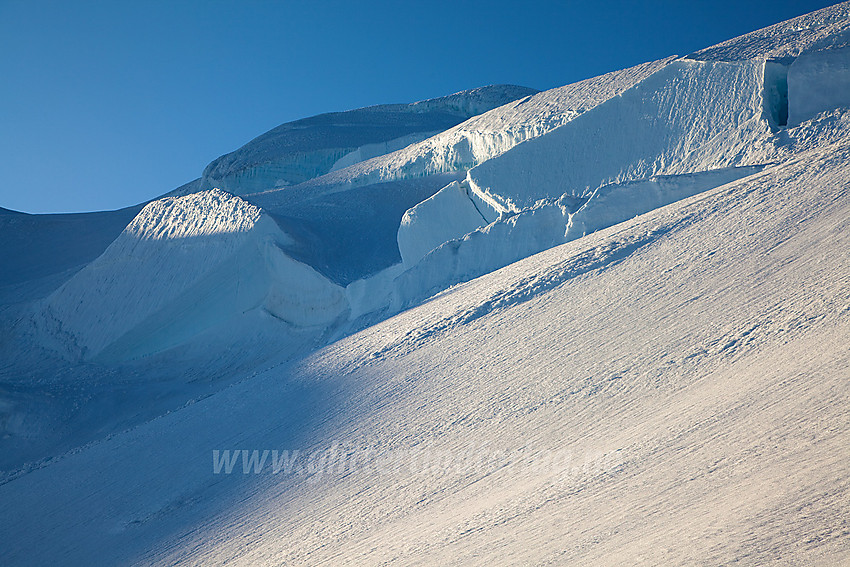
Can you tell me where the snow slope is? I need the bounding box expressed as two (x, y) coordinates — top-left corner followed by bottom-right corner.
(273, 57), (675, 193)
(235, 58), (675, 285)
(1, 131), (847, 566)
(2, 5), (850, 564)
(465, 59), (776, 216)
(389, 2), (850, 303)
(688, 0), (850, 61)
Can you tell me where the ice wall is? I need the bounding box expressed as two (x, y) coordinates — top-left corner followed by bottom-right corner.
(788, 45), (850, 126)
(763, 60), (790, 129)
(466, 59), (776, 216)
(396, 180), (488, 267)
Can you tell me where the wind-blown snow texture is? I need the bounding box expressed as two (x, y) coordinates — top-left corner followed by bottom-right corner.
(2, 3), (850, 565)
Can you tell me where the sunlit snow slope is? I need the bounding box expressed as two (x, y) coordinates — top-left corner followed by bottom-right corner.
(1, 4), (850, 565)
(2, 125), (848, 567)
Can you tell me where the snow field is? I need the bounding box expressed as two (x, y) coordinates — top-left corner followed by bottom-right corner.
(3, 6), (850, 563)
(2, 135), (847, 565)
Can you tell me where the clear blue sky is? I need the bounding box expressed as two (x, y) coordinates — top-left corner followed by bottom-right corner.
(0, 0), (837, 213)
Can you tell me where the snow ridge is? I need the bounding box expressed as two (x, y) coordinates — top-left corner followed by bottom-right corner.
(278, 57), (676, 194)
(688, 1), (850, 62)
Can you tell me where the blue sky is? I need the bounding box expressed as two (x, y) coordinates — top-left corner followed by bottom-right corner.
(0, 0), (837, 213)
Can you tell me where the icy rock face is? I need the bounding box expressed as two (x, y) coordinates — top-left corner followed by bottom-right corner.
(198, 85), (538, 195)
(38, 189), (346, 361)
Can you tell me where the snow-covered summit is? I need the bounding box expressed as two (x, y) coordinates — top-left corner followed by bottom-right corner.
(198, 84), (537, 194)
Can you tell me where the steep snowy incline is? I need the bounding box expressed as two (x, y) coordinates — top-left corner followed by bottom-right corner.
(1, 133), (847, 566)
(689, 2), (850, 130)
(689, 1), (850, 62)
(390, 58), (781, 297)
(198, 85), (537, 195)
(35, 189), (346, 362)
(390, 18), (850, 294)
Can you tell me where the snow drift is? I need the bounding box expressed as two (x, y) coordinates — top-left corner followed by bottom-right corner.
(37, 189), (346, 361)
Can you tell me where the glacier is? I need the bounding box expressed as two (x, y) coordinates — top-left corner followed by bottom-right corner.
(1, 2), (850, 565)
(196, 84), (538, 195)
